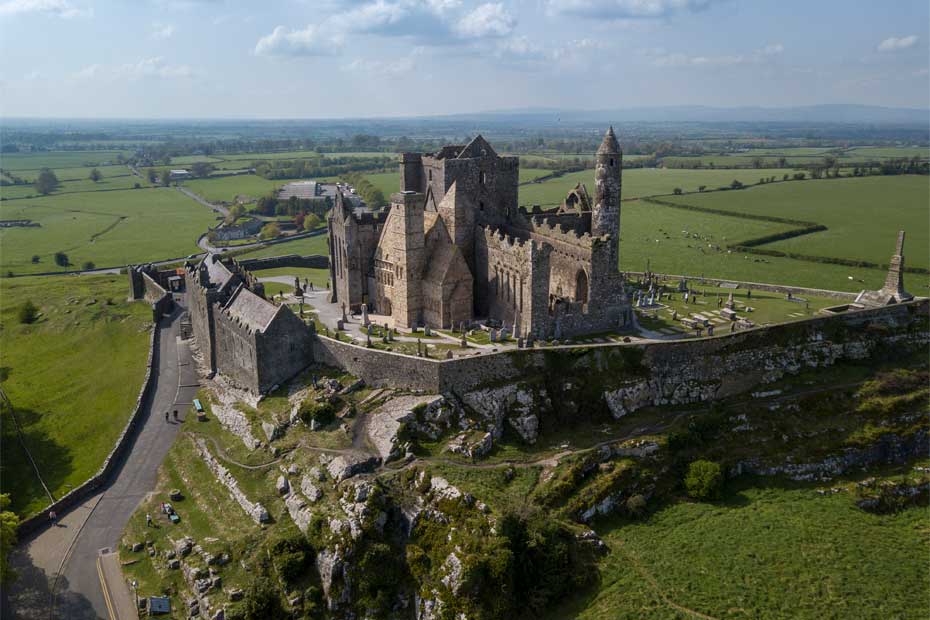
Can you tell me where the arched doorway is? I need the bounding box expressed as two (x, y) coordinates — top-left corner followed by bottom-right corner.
(575, 270), (589, 305)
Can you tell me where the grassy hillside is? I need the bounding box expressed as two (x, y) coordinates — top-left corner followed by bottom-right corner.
(0, 187), (216, 274)
(0, 274), (152, 517)
(557, 482), (928, 619)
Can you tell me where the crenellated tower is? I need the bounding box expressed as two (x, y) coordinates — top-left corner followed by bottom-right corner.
(592, 126), (622, 267)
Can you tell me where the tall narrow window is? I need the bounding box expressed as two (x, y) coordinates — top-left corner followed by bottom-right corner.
(480, 171), (486, 186)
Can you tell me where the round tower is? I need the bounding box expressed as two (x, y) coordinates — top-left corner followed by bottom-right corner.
(593, 126), (622, 250)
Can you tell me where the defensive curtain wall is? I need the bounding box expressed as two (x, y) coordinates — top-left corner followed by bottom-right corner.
(313, 299), (928, 416)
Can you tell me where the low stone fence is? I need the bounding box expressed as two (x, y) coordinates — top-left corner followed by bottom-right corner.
(310, 299), (928, 397)
(622, 271), (859, 301)
(238, 254), (328, 272)
(16, 300), (164, 538)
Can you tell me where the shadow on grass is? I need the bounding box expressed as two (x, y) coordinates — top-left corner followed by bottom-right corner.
(0, 406), (75, 516)
(1, 545), (98, 620)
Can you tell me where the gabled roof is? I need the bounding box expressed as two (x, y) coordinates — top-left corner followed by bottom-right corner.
(436, 180), (476, 215)
(223, 285), (280, 333)
(457, 134), (497, 159)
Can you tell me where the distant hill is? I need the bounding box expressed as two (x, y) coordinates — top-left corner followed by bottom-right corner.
(440, 104), (930, 126)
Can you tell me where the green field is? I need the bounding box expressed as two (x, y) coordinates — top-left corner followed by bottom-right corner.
(554, 482), (928, 619)
(665, 175), (929, 270)
(621, 200), (892, 291)
(519, 168), (796, 206)
(0, 274), (152, 517)
(0, 150), (132, 171)
(0, 187), (216, 274)
(238, 233), (328, 260)
(182, 175), (285, 203)
(1, 172), (145, 200)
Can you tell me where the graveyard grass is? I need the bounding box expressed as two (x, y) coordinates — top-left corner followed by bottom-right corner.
(0, 274), (152, 517)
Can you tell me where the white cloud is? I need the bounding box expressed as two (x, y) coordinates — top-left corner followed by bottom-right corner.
(547, 0), (714, 19)
(642, 43), (785, 68)
(256, 0), (515, 57)
(455, 3), (514, 38)
(343, 54), (418, 76)
(877, 35), (918, 52)
(150, 22), (175, 40)
(254, 24), (339, 57)
(0, 0), (89, 18)
(72, 63), (100, 79)
(71, 58), (193, 80)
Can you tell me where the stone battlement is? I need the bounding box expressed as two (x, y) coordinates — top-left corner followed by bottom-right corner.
(528, 217), (602, 248)
(482, 226), (549, 256)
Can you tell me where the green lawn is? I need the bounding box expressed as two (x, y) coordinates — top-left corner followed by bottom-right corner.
(0, 150), (132, 171)
(553, 484), (929, 619)
(0, 187), (216, 274)
(620, 199), (892, 291)
(519, 168), (796, 207)
(1, 173), (145, 200)
(0, 274), (152, 517)
(182, 175), (285, 203)
(665, 175), (929, 270)
(361, 171), (401, 198)
(238, 233), (328, 259)
(253, 267), (330, 288)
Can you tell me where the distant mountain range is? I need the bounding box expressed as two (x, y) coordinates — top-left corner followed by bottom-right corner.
(436, 104), (930, 126)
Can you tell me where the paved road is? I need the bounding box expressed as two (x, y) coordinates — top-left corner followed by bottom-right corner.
(2, 298), (200, 620)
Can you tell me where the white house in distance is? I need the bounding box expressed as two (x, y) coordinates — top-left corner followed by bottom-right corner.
(169, 169), (192, 180)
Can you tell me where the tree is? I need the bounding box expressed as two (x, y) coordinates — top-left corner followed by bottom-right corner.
(53, 251), (69, 267)
(17, 300), (38, 324)
(225, 204), (245, 225)
(88, 168), (102, 183)
(684, 460), (722, 500)
(159, 169), (172, 186)
(730, 180), (744, 190)
(751, 156), (764, 169)
(82, 261), (95, 270)
(259, 222), (281, 240)
(698, 185), (706, 192)
(33, 168), (58, 195)
(146, 168), (158, 184)
(30, 255), (40, 264)
(304, 214), (322, 231)
(190, 162), (214, 178)
(1, 493), (19, 583)
(673, 187), (683, 195)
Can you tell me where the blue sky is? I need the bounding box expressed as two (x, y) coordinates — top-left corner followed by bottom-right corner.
(1, 0), (927, 118)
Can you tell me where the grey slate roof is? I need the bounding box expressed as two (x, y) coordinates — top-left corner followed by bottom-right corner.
(223, 285), (280, 333)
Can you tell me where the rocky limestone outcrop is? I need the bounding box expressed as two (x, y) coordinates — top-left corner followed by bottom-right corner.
(365, 394), (448, 462)
(461, 383), (545, 445)
(194, 437), (269, 524)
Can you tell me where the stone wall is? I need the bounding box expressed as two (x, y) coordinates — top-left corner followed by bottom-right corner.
(309, 300), (928, 403)
(238, 254), (328, 272)
(312, 336), (442, 392)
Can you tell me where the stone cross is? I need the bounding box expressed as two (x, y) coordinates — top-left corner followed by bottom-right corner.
(341, 303), (347, 323)
(362, 304), (370, 327)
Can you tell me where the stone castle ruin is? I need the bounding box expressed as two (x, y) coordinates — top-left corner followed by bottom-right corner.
(184, 254), (313, 394)
(328, 128), (633, 339)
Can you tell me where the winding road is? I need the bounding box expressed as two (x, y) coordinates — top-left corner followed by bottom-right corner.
(2, 296), (200, 620)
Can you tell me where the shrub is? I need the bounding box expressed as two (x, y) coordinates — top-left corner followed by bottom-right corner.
(684, 460), (722, 500)
(53, 251), (69, 267)
(299, 398), (336, 427)
(17, 300), (38, 324)
(625, 494), (647, 518)
(82, 261), (95, 271)
(240, 572), (284, 620)
(268, 533), (312, 584)
(30, 255), (39, 264)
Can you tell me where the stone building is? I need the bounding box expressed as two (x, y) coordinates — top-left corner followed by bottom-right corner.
(328, 129), (633, 338)
(185, 254), (313, 394)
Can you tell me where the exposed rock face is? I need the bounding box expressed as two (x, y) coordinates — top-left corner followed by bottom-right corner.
(194, 437), (269, 524)
(732, 429), (929, 482)
(285, 492), (314, 533)
(440, 552), (464, 595)
(301, 476), (323, 502)
(365, 394), (448, 462)
(461, 384), (545, 444)
(276, 475), (289, 495)
(323, 453), (379, 482)
(447, 432), (493, 459)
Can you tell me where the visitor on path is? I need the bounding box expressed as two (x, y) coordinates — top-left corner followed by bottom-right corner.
(49, 510), (57, 525)
(173, 410), (179, 422)
(146, 513), (153, 527)
(165, 411), (169, 422)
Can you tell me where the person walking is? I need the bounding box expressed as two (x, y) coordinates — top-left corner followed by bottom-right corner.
(49, 510), (57, 525)
(173, 410), (179, 422)
(165, 411), (169, 422)
(146, 513), (153, 527)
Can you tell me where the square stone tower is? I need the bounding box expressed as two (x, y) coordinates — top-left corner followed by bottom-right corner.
(390, 191), (426, 327)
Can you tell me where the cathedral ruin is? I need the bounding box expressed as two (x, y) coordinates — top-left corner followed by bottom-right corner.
(328, 128), (633, 339)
